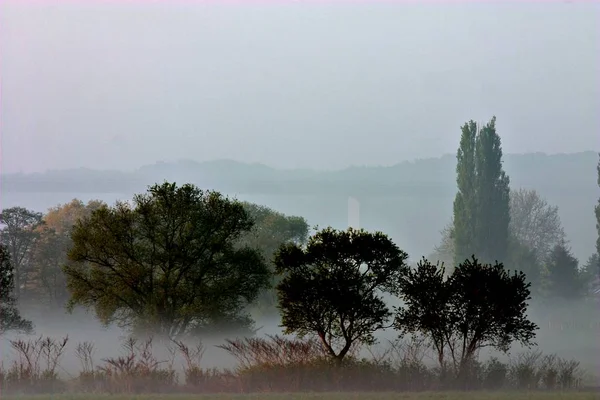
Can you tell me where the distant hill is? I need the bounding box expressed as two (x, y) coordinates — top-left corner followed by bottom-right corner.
(2, 151), (597, 197)
(2, 151), (598, 261)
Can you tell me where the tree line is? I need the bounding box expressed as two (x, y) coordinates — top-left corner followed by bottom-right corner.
(1, 117), (599, 381)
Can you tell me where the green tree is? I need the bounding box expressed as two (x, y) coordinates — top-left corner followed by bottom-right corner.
(453, 117), (510, 266)
(237, 202), (309, 315)
(436, 189), (562, 291)
(544, 242), (584, 300)
(30, 199), (105, 309)
(0, 244), (34, 335)
(473, 117), (511, 264)
(63, 182), (271, 339)
(275, 227), (409, 365)
(453, 120), (479, 266)
(0, 207), (44, 300)
(394, 256), (537, 383)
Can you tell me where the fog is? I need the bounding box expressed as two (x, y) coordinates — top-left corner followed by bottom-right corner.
(1, 0), (599, 390)
(1, 2), (599, 173)
(1, 299), (598, 384)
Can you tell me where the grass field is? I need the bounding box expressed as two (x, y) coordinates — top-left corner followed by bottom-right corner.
(3, 393), (600, 400)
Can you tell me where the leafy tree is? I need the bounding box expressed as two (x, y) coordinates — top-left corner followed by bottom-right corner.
(544, 242), (584, 300)
(510, 188), (566, 262)
(437, 189), (562, 289)
(595, 153), (600, 274)
(453, 120), (479, 266)
(395, 256), (537, 382)
(0, 244), (34, 335)
(63, 182), (271, 339)
(275, 227), (409, 365)
(506, 237), (543, 294)
(30, 199), (105, 308)
(0, 207), (44, 300)
(238, 202), (309, 314)
(581, 254), (599, 295)
(453, 117), (510, 266)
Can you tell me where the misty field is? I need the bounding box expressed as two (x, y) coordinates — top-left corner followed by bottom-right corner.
(4, 393), (600, 400)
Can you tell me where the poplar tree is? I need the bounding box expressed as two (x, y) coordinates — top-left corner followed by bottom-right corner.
(453, 117), (511, 266)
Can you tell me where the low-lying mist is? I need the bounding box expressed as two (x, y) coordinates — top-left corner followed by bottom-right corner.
(3, 297), (598, 386)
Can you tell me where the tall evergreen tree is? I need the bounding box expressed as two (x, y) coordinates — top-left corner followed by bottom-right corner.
(453, 117), (510, 266)
(474, 117), (511, 264)
(453, 121), (478, 266)
(544, 242), (583, 300)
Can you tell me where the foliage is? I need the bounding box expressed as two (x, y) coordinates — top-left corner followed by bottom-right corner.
(506, 237), (543, 294)
(453, 117), (510, 266)
(29, 199), (106, 308)
(0, 207), (44, 300)
(544, 242), (584, 300)
(595, 153), (600, 270)
(395, 256), (538, 381)
(436, 188), (562, 291)
(62, 182), (271, 339)
(274, 227), (409, 363)
(509, 188), (566, 263)
(238, 202), (309, 314)
(0, 244), (34, 335)
(453, 120), (478, 267)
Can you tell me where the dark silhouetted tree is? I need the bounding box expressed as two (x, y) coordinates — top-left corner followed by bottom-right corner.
(0, 244), (34, 335)
(63, 182), (271, 339)
(275, 227), (409, 365)
(395, 256), (537, 383)
(453, 117), (510, 266)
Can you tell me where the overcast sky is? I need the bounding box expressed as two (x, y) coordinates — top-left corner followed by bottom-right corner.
(1, 2), (598, 173)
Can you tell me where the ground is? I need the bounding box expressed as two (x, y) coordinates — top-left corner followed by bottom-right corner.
(5, 393), (599, 400)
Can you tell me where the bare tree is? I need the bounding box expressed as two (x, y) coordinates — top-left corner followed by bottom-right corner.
(509, 188), (565, 262)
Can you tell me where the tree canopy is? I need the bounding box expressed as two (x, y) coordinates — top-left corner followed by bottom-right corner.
(238, 202), (309, 314)
(395, 256), (537, 382)
(453, 117), (510, 266)
(63, 182), (271, 339)
(0, 207), (44, 300)
(0, 244), (34, 335)
(274, 227), (409, 364)
(30, 199), (106, 308)
(509, 188), (566, 263)
(544, 242), (584, 300)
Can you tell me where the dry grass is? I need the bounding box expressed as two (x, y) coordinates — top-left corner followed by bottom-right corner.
(0, 335), (593, 395)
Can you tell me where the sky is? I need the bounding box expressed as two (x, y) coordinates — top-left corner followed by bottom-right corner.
(1, 1), (598, 174)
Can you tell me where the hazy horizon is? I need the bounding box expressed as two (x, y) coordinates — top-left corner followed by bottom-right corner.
(2, 2), (599, 174)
